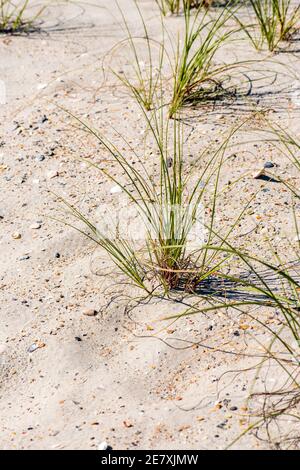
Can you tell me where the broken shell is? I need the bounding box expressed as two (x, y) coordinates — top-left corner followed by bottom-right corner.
(253, 169), (266, 179)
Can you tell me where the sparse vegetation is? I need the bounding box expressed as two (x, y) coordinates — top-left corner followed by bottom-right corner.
(110, 1), (168, 111)
(167, 121), (300, 448)
(65, 1), (300, 448)
(156, 0), (181, 16)
(237, 0), (300, 51)
(3, 0), (300, 452)
(0, 0), (45, 33)
(169, 1), (239, 116)
(156, 0), (212, 16)
(113, 1), (245, 117)
(60, 108), (247, 294)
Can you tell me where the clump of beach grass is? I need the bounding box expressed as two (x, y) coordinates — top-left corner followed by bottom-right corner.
(112, 1), (244, 117)
(168, 0), (240, 117)
(236, 0), (300, 51)
(57, 104), (250, 295)
(156, 0), (220, 16)
(156, 0), (181, 16)
(0, 0), (45, 33)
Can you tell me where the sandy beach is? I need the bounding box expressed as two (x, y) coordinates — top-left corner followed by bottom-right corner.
(1, 0), (300, 450)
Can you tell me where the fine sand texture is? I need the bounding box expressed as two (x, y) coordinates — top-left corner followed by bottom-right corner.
(1, 0), (300, 450)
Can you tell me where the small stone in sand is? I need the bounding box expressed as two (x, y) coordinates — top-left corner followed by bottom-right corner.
(12, 232), (22, 239)
(264, 161), (275, 169)
(167, 157), (173, 168)
(19, 255), (30, 261)
(37, 83), (47, 90)
(30, 223), (42, 230)
(83, 308), (98, 317)
(28, 342), (46, 353)
(110, 185), (122, 194)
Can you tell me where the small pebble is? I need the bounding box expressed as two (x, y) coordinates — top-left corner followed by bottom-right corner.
(83, 308), (98, 317)
(27, 342), (45, 353)
(12, 232), (21, 239)
(36, 155), (45, 162)
(30, 223), (41, 230)
(27, 343), (39, 353)
(264, 161), (275, 169)
(19, 255), (30, 261)
(110, 185), (122, 194)
(37, 83), (47, 90)
(167, 157), (173, 168)
(217, 420), (228, 429)
(75, 337), (82, 342)
(54, 252), (60, 258)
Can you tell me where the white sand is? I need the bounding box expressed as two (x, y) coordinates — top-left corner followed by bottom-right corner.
(1, 0), (300, 449)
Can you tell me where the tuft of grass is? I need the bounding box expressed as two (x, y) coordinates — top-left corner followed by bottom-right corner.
(112, 1), (244, 117)
(156, 0), (181, 16)
(236, 0), (300, 51)
(0, 0), (44, 34)
(57, 105), (249, 295)
(156, 1), (211, 17)
(274, 0), (300, 40)
(168, 1), (240, 117)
